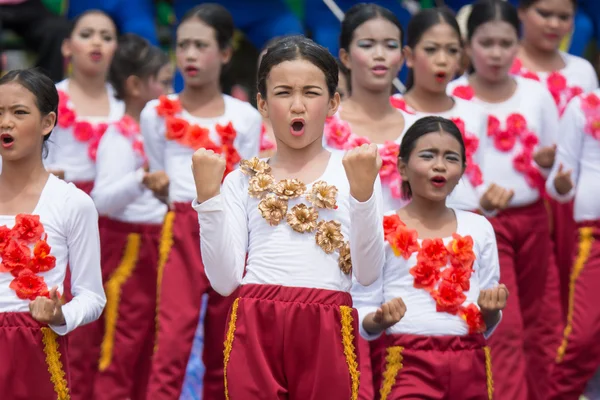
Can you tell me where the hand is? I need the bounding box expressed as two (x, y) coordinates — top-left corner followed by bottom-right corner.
(29, 287), (65, 326)
(553, 163), (573, 195)
(342, 143), (383, 202)
(48, 169), (65, 180)
(533, 144), (556, 169)
(191, 149), (226, 203)
(479, 183), (514, 212)
(372, 297), (406, 329)
(478, 284), (508, 327)
(143, 170), (170, 197)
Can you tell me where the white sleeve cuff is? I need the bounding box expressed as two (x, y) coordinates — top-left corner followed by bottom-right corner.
(358, 306), (384, 341)
(49, 308), (74, 336)
(349, 189), (377, 209)
(192, 194), (224, 213)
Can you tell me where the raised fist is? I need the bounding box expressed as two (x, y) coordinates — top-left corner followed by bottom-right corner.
(191, 148), (226, 203)
(553, 163), (574, 196)
(479, 183), (514, 212)
(342, 143), (383, 202)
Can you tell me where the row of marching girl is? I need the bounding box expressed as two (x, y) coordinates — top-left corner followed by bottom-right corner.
(448, 1), (561, 399)
(0, 69), (105, 399)
(140, 4), (262, 399)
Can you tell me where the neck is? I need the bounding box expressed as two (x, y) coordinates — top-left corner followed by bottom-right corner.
(270, 137), (328, 170)
(180, 81), (222, 109)
(405, 194), (449, 223)
(347, 83), (394, 118)
(405, 85), (452, 113)
(520, 39), (558, 64)
(124, 98), (145, 123)
(470, 72), (513, 92)
(0, 155), (49, 189)
(70, 68), (107, 96)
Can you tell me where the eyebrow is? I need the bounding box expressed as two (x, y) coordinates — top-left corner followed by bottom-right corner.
(419, 148), (461, 155)
(272, 85), (323, 90)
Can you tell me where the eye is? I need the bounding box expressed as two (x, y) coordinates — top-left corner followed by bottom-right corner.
(448, 47), (460, 55)
(15, 110), (29, 115)
(419, 152), (434, 159)
(275, 91), (289, 96)
(306, 91), (320, 96)
(446, 155), (461, 162)
(356, 40), (373, 49)
(386, 40), (400, 49)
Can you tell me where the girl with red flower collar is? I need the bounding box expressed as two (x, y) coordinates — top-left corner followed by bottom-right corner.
(43, 10), (125, 196)
(140, 5), (261, 399)
(390, 7), (494, 213)
(447, 1), (561, 399)
(76, 34), (172, 400)
(544, 90), (600, 398)
(354, 116), (506, 400)
(0, 69), (105, 399)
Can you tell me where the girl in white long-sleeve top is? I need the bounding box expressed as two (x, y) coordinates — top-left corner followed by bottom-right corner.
(44, 10), (124, 196)
(0, 69), (105, 399)
(353, 116), (506, 400)
(192, 35), (385, 400)
(88, 34), (173, 400)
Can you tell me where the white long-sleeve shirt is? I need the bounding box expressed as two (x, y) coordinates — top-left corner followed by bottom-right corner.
(44, 79), (125, 183)
(91, 120), (167, 225)
(0, 174), (106, 335)
(391, 95), (488, 212)
(546, 90), (600, 222)
(447, 76), (559, 208)
(141, 94), (262, 204)
(353, 209), (501, 340)
(193, 151), (385, 296)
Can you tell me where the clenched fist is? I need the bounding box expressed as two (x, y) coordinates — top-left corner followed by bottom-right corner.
(29, 287), (65, 326)
(364, 297), (406, 335)
(479, 183), (514, 212)
(343, 143), (383, 202)
(143, 170), (170, 198)
(533, 144), (556, 169)
(553, 163), (574, 195)
(478, 284), (508, 327)
(191, 148), (226, 203)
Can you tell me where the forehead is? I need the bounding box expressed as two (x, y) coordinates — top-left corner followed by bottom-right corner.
(419, 23), (461, 45)
(353, 17), (401, 40)
(74, 13), (116, 33)
(177, 18), (216, 41)
(529, 0), (574, 12)
(472, 20), (518, 40)
(0, 82), (37, 106)
(413, 130), (463, 152)
(266, 59), (327, 88)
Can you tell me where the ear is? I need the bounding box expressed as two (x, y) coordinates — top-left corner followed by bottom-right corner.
(61, 38), (72, 59)
(403, 46), (414, 69)
(397, 157), (409, 183)
(220, 46), (233, 65)
(257, 92), (268, 119)
(339, 48), (351, 71)
(125, 75), (142, 98)
(41, 112), (57, 138)
(327, 92), (341, 118)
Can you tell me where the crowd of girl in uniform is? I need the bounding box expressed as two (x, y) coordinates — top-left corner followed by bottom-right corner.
(0, 0), (598, 399)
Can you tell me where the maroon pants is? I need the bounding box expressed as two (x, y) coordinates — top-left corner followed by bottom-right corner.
(487, 200), (558, 400)
(547, 220), (600, 399)
(147, 203), (235, 400)
(379, 333), (492, 400)
(0, 313), (71, 400)
(91, 217), (162, 400)
(225, 284), (360, 400)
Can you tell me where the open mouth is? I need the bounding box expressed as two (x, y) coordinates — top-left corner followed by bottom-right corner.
(90, 51), (102, 62)
(1, 134), (15, 148)
(185, 66), (199, 76)
(290, 119), (305, 137)
(431, 176), (447, 187)
(372, 65), (388, 75)
(435, 72), (447, 82)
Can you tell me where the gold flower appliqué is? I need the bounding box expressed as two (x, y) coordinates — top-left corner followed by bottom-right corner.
(287, 204), (319, 233)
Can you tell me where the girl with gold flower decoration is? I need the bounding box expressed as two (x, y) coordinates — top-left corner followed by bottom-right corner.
(353, 116), (507, 400)
(0, 69), (106, 399)
(191, 36), (385, 399)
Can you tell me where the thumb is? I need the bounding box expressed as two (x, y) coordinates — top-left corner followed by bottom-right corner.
(557, 163), (564, 174)
(50, 286), (60, 304)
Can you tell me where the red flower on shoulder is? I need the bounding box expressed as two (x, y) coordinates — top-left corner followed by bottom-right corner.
(409, 260), (440, 292)
(522, 71), (541, 81)
(9, 270), (49, 301)
(447, 233), (476, 270)
(30, 240), (56, 273)
(387, 225), (420, 260)
(465, 162), (483, 187)
(0, 239), (32, 276)
(389, 96), (416, 114)
(57, 106), (75, 128)
(12, 214), (44, 243)
(156, 95), (182, 117)
(417, 238), (449, 268)
(509, 58), (522, 75)
(383, 214), (405, 237)
(165, 116), (189, 141)
(432, 280), (466, 315)
(570, 86), (583, 99)
(343, 135), (371, 150)
(452, 85), (475, 101)
(459, 303), (486, 334)
(216, 122), (237, 145)
(0, 226), (11, 253)
(450, 118), (466, 136)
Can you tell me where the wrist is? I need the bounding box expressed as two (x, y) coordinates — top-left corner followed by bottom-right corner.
(350, 186), (374, 203)
(196, 189), (221, 204)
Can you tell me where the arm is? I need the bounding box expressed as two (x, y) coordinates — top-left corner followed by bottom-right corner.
(193, 171), (248, 296)
(477, 219), (502, 338)
(140, 104), (166, 173)
(237, 109), (262, 160)
(546, 98), (583, 203)
(350, 176), (385, 286)
(91, 130), (145, 215)
(535, 88), (561, 176)
(50, 191), (106, 335)
(352, 272), (386, 341)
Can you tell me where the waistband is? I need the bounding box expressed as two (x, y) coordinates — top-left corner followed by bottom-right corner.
(99, 215), (163, 235)
(386, 333), (486, 350)
(0, 312), (43, 329)
(239, 284), (352, 307)
(577, 220), (600, 230)
(495, 199), (546, 218)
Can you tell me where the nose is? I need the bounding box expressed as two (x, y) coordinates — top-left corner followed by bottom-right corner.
(91, 33), (102, 47)
(185, 47), (198, 61)
(0, 113), (13, 129)
(490, 45), (502, 59)
(435, 50), (449, 66)
(433, 156), (447, 172)
(548, 16), (560, 29)
(373, 44), (385, 60)
(290, 93), (305, 114)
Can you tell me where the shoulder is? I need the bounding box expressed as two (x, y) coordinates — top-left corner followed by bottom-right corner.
(47, 175), (97, 217)
(456, 209), (495, 240)
(564, 52), (596, 76)
(141, 99), (161, 121)
(447, 75), (469, 92)
(222, 168), (249, 192)
(55, 79), (69, 92)
(515, 75), (549, 95)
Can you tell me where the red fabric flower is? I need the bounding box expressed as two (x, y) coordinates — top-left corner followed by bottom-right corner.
(165, 116), (189, 141)
(185, 124), (212, 149)
(116, 115), (139, 137)
(492, 129), (517, 152)
(12, 214), (43, 243)
(325, 117), (352, 149)
(509, 58), (522, 75)
(9, 270), (49, 301)
(525, 167), (545, 192)
(30, 240), (56, 273)
(409, 260), (440, 292)
(216, 122), (237, 145)
(156, 95), (182, 117)
(584, 115), (600, 140)
(343, 134), (371, 150)
(487, 116), (501, 137)
(432, 280), (466, 315)
(463, 133), (479, 156)
(378, 142), (400, 181)
(389, 97), (416, 114)
(0, 239), (31, 276)
(57, 105), (76, 128)
(383, 214), (405, 237)
(520, 131), (539, 150)
(450, 118), (466, 136)
(570, 86), (583, 99)
(582, 93), (600, 115)
(465, 162), (483, 187)
(460, 303), (486, 334)
(547, 72), (567, 93)
(417, 238), (449, 268)
(522, 71), (541, 81)
(506, 113), (527, 136)
(440, 265), (471, 292)
(0, 226), (11, 253)
(447, 233), (476, 270)
(73, 121), (94, 142)
(260, 124), (276, 152)
(452, 85), (474, 100)
(224, 145), (241, 167)
(513, 151), (532, 173)
(387, 225), (420, 260)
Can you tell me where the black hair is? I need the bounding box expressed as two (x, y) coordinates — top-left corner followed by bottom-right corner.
(179, 3), (234, 50)
(467, 0), (520, 42)
(339, 3), (404, 52)
(68, 9), (117, 37)
(109, 34), (170, 100)
(257, 35), (338, 98)
(336, 58), (351, 95)
(399, 116), (466, 200)
(519, 0), (575, 9)
(404, 7), (462, 91)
